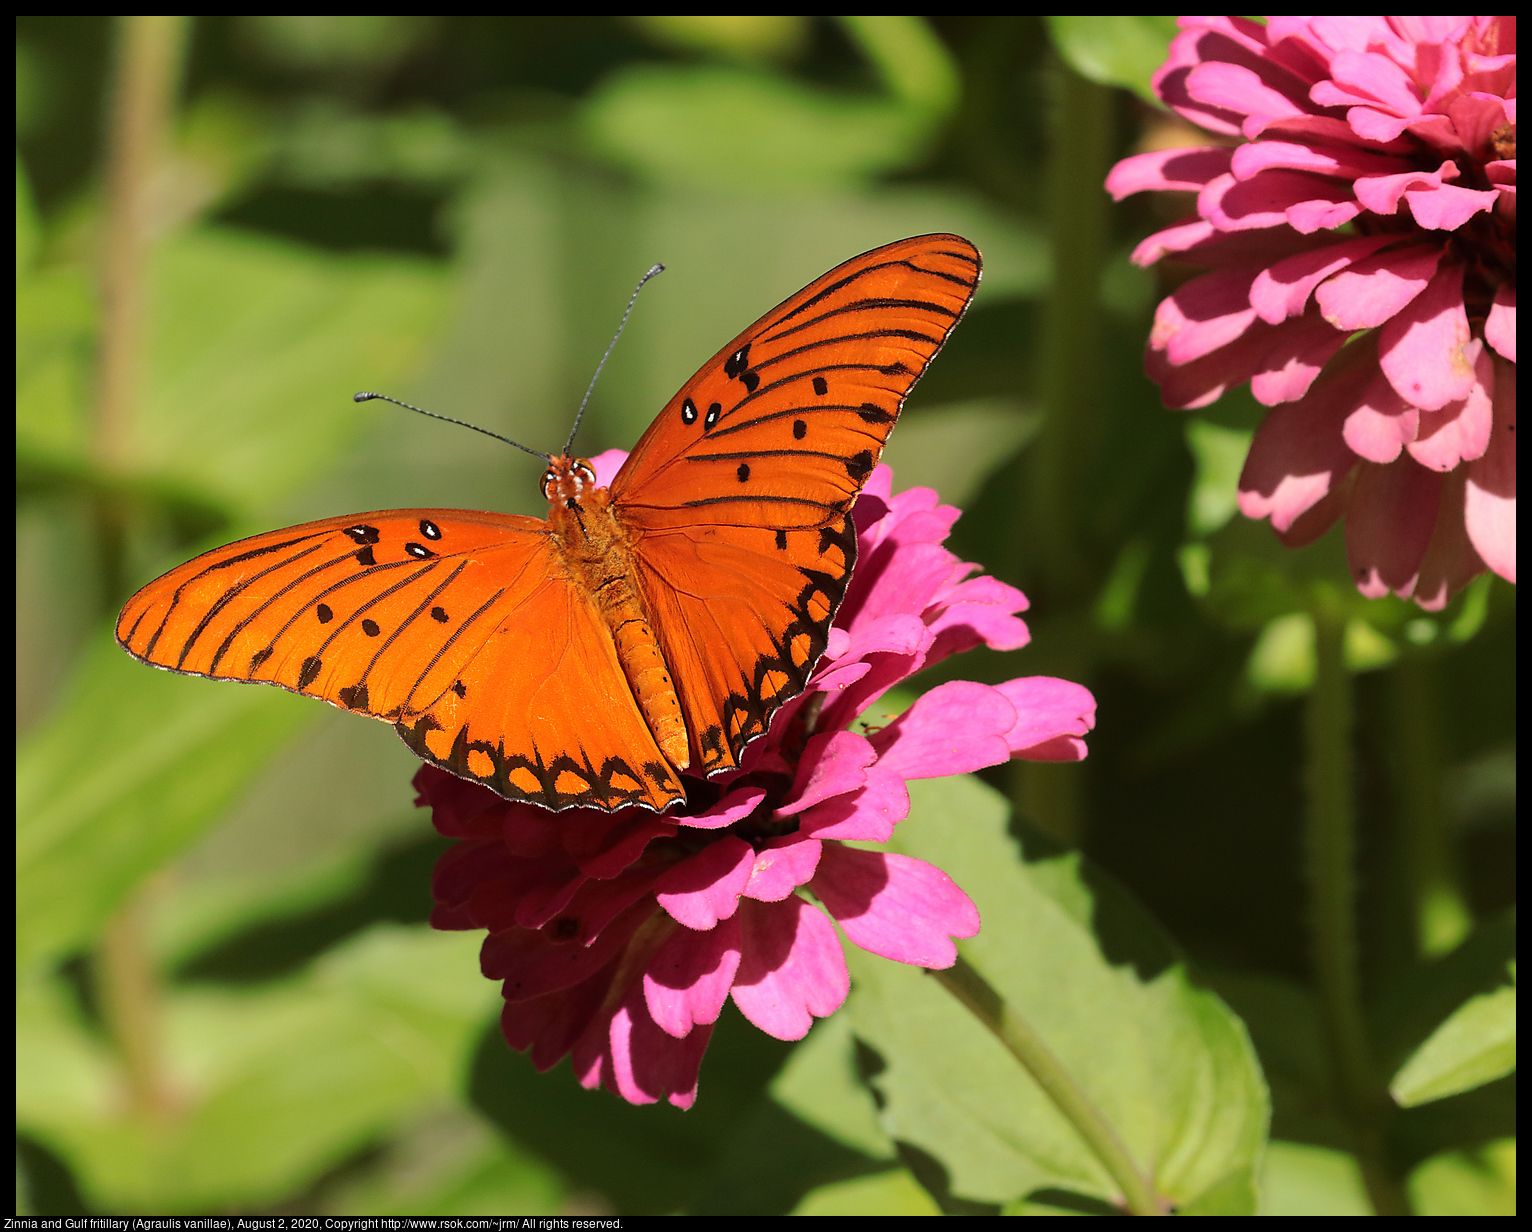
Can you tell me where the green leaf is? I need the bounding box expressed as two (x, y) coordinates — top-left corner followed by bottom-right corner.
(17, 924), (499, 1212)
(1391, 982), (1516, 1107)
(792, 1168), (942, 1215)
(847, 774), (1269, 1214)
(16, 631), (317, 971)
(581, 63), (928, 192)
(1045, 16), (1180, 107)
(1407, 1139), (1517, 1215)
(1259, 1141), (1371, 1216)
(136, 227), (448, 514)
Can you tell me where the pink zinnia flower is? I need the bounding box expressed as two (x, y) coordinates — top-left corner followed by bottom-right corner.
(1107, 16), (1516, 608)
(418, 456), (1097, 1108)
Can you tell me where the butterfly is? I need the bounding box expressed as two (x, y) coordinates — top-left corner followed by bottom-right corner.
(117, 234), (981, 813)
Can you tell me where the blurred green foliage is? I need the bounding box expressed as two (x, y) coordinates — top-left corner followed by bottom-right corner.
(16, 15), (1514, 1216)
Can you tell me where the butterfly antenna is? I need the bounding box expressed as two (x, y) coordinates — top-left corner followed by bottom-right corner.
(353, 392), (552, 462)
(563, 262), (665, 457)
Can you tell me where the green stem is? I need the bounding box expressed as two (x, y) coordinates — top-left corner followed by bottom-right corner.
(1024, 59), (1111, 596)
(934, 956), (1165, 1216)
(1303, 600), (1410, 1216)
(1391, 653), (1470, 957)
(92, 13), (189, 1121)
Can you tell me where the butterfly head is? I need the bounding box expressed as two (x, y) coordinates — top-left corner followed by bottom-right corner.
(541, 455), (601, 509)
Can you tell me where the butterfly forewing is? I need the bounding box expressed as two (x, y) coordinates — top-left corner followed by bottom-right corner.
(610, 234), (980, 776)
(610, 234), (981, 529)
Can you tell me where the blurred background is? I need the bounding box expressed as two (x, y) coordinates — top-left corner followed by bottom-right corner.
(17, 16), (1514, 1215)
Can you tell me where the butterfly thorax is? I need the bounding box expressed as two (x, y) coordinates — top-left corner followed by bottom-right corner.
(544, 457), (691, 775)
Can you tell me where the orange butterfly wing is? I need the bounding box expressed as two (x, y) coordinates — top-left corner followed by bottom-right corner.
(117, 234), (980, 812)
(116, 511), (684, 810)
(610, 234), (981, 773)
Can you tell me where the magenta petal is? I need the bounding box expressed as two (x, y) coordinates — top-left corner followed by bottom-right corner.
(1408, 341), (1494, 471)
(1250, 234), (1397, 324)
(1412, 472), (1487, 611)
(1465, 355), (1516, 583)
(812, 846), (980, 969)
(1345, 458), (1444, 600)
(1105, 146), (1233, 200)
(587, 448), (629, 488)
(1248, 311), (1348, 406)
(870, 680), (1017, 779)
(744, 835), (823, 902)
(654, 837), (754, 929)
(1405, 183), (1501, 229)
(1239, 347), (1371, 530)
(605, 980), (713, 1109)
(1314, 242), (1442, 329)
(1340, 361), (1417, 463)
(1132, 218), (1217, 267)
(800, 764), (909, 843)
(730, 897), (849, 1041)
(644, 915), (742, 1038)
(993, 676), (1097, 757)
(1378, 260), (1475, 410)
(1185, 60), (1306, 131)
(1352, 161), (1456, 215)
(1485, 284), (1515, 363)
(678, 785), (768, 832)
(776, 731), (876, 817)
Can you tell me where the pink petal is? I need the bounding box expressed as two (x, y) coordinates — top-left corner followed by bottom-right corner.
(1239, 343), (1373, 529)
(1248, 310), (1349, 406)
(1105, 147), (1232, 201)
(1321, 49), (1425, 116)
(588, 448), (630, 488)
(744, 835), (823, 902)
(1345, 458), (1444, 599)
(1404, 183), (1501, 230)
(654, 837), (755, 929)
(1131, 218), (1218, 268)
(1352, 160), (1458, 215)
(485, 897), (657, 999)
(1185, 60), (1308, 135)
(1314, 242), (1442, 330)
(502, 968), (611, 1070)
(1151, 266), (1260, 367)
(603, 981), (712, 1108)
(1249, 234), (1398, 324)
(678, 785), (768, 832)
(643, 915), (742, 1038)
(811, 847), (980, 969)
(799, 764), (909, 843)
(1341, 364), (1418, 463)
(993, 676), (1097, 757)
(869, 680), (1017, 779)
(1203, 169), (1360, 234)
(1465, 354), (1516, 583)
(730, 897), (849, 1040)
(1485, 283), (1515, 363)
(1408, 340), (1494, 471)
(1377, 260), (1474, 410)
(1412, 471), (1488, 611)
(775, 731), (876, 817)
(1230, 138), (1407, 181)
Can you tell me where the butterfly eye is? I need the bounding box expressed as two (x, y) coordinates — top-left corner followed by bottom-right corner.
(540, 471), (556, 499)
(575, 461), (597, 485)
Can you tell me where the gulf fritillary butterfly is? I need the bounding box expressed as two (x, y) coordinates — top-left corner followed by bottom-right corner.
(117, 234), (981, 813)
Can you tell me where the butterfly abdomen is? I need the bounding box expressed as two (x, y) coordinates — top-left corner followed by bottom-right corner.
(548, 480), (691, 774)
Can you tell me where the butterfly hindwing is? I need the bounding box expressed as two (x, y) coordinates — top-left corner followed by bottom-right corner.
(116, 510), (681, 811)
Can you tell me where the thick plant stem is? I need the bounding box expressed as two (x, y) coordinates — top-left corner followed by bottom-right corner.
(1391, 653), (1470, 957)
(1304, 601), (1409, 1215)
(1025, 59), (1111, 596)
(934, 956), (1166, 1215)
(93, 14), (189, 1122)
